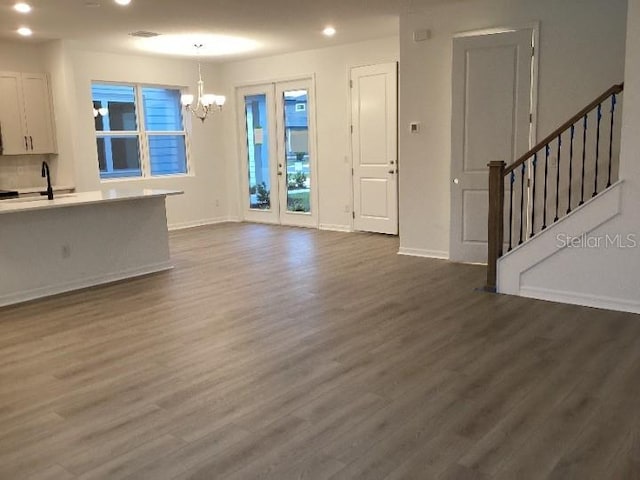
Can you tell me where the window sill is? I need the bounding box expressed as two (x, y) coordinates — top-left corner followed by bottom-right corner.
(100, 173), (195, 184)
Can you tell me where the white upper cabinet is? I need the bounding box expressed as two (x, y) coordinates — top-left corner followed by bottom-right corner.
(0, 73), (28, 155)
(21, 74), (56, 154)
(0, 72), (57, 156)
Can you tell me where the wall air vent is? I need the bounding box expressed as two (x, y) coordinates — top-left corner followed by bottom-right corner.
(129, 31), (161, 38)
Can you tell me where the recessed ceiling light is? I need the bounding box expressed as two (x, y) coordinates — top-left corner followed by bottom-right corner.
(13, 2), (32, 13)
(17, 27), (33, 37)
(114, 0), (131, 5)
(323, 26), (336, 37)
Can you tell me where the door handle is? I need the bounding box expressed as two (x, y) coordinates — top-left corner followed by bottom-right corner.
(277, 172), (283, 176)
(24, 136), (28, 151)
(29, 136), (34, 150)
(388, 170), (396, 174)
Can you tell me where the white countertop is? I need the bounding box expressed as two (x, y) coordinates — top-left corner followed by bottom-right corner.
(0, 189), (183, 215)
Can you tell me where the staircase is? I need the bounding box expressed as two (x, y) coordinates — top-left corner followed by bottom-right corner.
(486, 83), (625, 292)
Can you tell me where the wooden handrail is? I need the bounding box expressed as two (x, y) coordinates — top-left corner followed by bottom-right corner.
(504, 83), (624, 176)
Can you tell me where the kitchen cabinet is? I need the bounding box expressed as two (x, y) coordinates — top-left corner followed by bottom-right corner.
(0, 72), (57, 156)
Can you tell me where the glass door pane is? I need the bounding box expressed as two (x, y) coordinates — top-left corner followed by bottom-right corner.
(244, 94), (272, 210)
(282, 89), (311, 213)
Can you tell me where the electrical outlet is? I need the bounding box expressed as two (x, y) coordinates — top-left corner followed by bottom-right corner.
(344, 205), (351, 213)
(215, 199), (220, 207)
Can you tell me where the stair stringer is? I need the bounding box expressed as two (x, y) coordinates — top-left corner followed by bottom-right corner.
(497, 181), (624, 297)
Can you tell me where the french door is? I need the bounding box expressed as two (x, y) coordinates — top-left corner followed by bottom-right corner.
(237, 79), (318, 227)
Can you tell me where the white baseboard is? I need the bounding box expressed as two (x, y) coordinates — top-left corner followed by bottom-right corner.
(168, 217), (240, 231)
(0, 262), (173, 308)
(319, 224), (352, 233)
(520, 286), (640, 315)
(398, 247), (449, 260)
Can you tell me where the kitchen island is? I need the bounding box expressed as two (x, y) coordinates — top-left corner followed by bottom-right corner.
(0, 189), (182, 308)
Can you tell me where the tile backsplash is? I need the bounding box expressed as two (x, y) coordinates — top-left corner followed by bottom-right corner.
(0, 155), (49, 189)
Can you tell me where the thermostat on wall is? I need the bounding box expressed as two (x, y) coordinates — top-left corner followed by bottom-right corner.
(409, 122), (421, 133)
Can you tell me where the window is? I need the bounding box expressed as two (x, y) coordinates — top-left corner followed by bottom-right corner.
(92, 83), (189, 179)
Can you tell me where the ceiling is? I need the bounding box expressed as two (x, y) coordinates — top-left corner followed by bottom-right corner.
(0, 0), (417, 62)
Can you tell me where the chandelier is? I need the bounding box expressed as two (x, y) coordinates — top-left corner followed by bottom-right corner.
(180, 44), (226, 122)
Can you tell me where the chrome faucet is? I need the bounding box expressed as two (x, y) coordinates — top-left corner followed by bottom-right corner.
(41, 161), (54, 200)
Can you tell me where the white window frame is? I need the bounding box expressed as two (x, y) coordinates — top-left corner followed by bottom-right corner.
(93, 81), (192, 181)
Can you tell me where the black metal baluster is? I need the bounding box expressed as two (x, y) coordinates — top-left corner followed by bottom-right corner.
(531, 153), (537, 238)
(542, 144), (549, 230)
(593, 103), (602, 197)
(508, 172), (515, 251)
(554, 134), (562, 222)
(519, 163), (525, 245)
(567, 125), (575, 214)
(607, 93), (617, 188)
(580, 114), (588, 206)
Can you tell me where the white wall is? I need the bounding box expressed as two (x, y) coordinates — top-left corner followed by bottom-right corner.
(2, 36), (400, 230)
(0, 39), (46, 72)
(399, 0), (628, 258)
(58, 43), (229, 229)
(512, 0), (640, 314)
(219, 36), (399, 230)
(1, 39), (230, 229)
(42, 40), (78, 188)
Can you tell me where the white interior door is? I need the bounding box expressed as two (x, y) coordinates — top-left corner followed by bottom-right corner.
(351, 63), (398, 235)
(237, 79), (318, 228)
(450, 29), (535, 263)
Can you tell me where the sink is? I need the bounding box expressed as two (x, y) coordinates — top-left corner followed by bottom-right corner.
(1, 193), (77, 204)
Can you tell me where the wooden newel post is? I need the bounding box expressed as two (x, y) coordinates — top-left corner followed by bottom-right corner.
(487, 160), (506, 291)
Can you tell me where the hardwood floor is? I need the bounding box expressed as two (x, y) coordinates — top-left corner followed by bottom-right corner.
(1, 222), (639, 479)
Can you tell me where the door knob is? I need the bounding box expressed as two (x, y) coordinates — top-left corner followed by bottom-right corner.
(453, 178), (460, 185)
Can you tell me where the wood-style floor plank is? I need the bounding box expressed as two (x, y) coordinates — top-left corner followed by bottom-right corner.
(0, 223), (638, 480)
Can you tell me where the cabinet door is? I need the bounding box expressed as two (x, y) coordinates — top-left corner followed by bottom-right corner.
(21, 73), (57, 154)
(0, 72), (28, 155)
